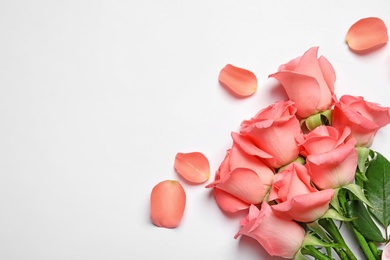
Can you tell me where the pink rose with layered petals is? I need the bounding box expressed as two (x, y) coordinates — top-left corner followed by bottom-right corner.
(205, 143), (274, 213)
(333, 95), (390, 147)
(235, 203), (305, 259)
(269, 47), (336, 118)
(233, 100), (302, 169)
(269, 163), (334, 222)
(382, 242), (390, 260)
(297, 126), (358, 189)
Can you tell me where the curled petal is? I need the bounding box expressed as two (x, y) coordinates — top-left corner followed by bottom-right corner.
(307, 144), (358, 189)
(346, 17), (388, 53)
(217, 168), (267, 205)
(269, 71), (321, 118)
(318, 55), (336, 95)
(150, 180), (186, 228)
(235, 203), (305, 259)
(218, 64), (257, 97)
(231, 132), (273, 159)
(213, 188), (250, 213)
(229, 145), (275, 184)
(272, 189), (334, 222)
(174, 152), (210, 183)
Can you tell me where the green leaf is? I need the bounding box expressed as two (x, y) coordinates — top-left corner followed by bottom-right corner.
(365, 151), (390, 228)
(345, 200), (385, 242)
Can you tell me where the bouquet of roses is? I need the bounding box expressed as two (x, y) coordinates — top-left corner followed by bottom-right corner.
(205, 46), (390, 260)
(149, 17), (390, 260)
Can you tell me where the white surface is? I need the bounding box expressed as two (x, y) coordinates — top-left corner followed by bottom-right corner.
(1, 1), (390, 259)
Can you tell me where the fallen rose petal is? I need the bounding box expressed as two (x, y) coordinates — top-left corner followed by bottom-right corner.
(218, 64), (257, 97)
(174, 152), (210, 183)
(346, 17), (388, 53)
(150, 180), (186, 228)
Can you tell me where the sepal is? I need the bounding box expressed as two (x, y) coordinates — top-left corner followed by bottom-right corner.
(302, 109), (332, 131)
(342, 183), (373, 208)
(320, 208), (354, 222)
(356, 146), (370, 173)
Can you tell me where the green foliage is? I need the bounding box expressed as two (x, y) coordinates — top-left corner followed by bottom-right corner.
(345, 200), (385, 242)
(365, 152), (390, 228)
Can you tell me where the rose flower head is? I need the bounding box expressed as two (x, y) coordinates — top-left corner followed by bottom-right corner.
(234, 100), (302, 169)
(269, 46), (336, 119)
(206, 142), (274, 213)
(297, 126), (358, 189)
(235, 203), (305, 259)
(333, 95), (390, 147)
(269, 163), (334, 222)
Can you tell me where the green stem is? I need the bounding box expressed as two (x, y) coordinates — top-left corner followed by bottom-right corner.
(319, 218), (357, 260)
(352, 227), (377, 260)
(368, 242), (379, 260)
(301, 246), (333, 260)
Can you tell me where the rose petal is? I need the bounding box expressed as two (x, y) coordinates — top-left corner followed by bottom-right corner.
(269, 71), (321, 118)
(216, 168), (267, 204)
(231, 132), (273, 159)
(218, 64), (257, 97)
(174, 152), (210, 183)
(272, 189), (334, 222)
(346, 17), (388, 53)
(307, 144), (358, 189)
(213, 188), (251, 213)
(318, 55), (336, 95)
(150, 180), (186, 228)
(382, 242), (390, 260)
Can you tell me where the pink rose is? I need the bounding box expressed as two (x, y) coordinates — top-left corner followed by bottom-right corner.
(235, 203), (305, 259)
(269, 163), (334, 222)
(333, 95), (390, 147)
(206, 143), (274, 213)
(269, 47), (336, 118)
(234, 100), (302, 169)
(382, 243), (390, 260)
(297, 126), (358, 189)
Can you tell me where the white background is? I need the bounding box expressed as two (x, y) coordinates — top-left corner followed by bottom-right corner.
(1, 1), (390, 259)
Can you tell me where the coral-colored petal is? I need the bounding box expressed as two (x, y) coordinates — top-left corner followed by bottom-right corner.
(229, 144), (275, 184)
(218, 64), (257, 97)
(231, 132), (273, 159)
(174, 152), (210, 183)
(213, 188), (250, 213)
(272, 189), (334, 222)
(216, 168), (266, 204)
(346, 17), (388, 53)
(150, 180), (186, 228)
(269, 71), (321, 118)
(318, 55), (336, 95)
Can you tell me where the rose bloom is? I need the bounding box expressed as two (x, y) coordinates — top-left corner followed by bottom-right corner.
(235, 203), (305, 259)
(234, 100), (302, 169)
(333, 95), (390, 147)
(382, 242), (390, 260)
(269, 46), (336, 119)
(206, 142), (274, 213)
(269, 163), (334, 222)
(297, 126), (358, 189)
